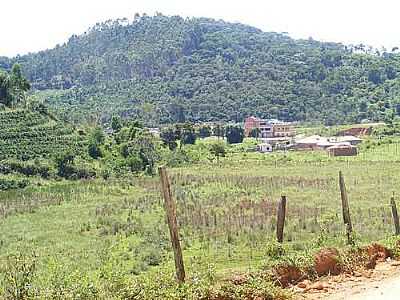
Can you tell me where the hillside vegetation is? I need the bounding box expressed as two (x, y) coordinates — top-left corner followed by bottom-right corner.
(0, 109), (85, 160)
(2, 14), (400, 125)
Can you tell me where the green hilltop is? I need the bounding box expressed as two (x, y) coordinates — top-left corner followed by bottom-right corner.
(1, 14), (400, 125)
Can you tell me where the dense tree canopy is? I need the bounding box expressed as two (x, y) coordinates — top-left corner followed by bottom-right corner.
(0, 64), (30, 107)
(225, 125), (244, 144)
(3, 14), (400, 125)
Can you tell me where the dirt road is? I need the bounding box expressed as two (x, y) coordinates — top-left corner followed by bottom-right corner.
(338, 274), (400, 300)
(295, 261), (400, 300)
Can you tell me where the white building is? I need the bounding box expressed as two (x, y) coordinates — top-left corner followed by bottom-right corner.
(257, 143), (273, 153)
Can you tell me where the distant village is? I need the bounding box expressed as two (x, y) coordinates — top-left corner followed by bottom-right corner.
(148, 116), (376, 157)
(244, 116), (367, 156)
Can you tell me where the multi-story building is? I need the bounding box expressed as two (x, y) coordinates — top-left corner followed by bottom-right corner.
(244, 116), (295, 138)
(272, 122), (295, 137)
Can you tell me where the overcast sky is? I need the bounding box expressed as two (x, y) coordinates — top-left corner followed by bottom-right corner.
(1, 0), (399, 57)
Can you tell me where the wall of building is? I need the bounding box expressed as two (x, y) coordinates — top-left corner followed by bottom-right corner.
(273, 124), (295, 137)
(244, 117), (260, 136)
(328, 147), (358, 157)
(245, 117), (295, 138)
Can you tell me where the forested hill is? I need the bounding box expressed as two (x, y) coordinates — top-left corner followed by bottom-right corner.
(3, 14), (400, 125)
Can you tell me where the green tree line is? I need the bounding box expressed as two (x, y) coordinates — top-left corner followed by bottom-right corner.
(2, 14), (400, 125)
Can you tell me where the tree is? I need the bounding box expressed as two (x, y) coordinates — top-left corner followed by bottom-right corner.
(212, 125), (225, 140)
(0, 64), (30, 107)
(111, 115), (123, 132)
(120, 132), (158, 175)
(169, 101), (186, 123)
(141, 102), (158, 126)
(249, 128), (261, 140)
(368, 68), (382, 84)
(88, 127), (105, 159)
(384, 109), (395, 126)
(198, 125), (211, 138)
(55, 151), (76, 178)
(0, 71), (11, 106)
(160, 126), (179, 150)
(225, 126), (244, 144)
(180, 124), (196, 145)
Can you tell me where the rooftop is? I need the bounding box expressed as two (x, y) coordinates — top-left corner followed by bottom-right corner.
(246, 116), (291, 125)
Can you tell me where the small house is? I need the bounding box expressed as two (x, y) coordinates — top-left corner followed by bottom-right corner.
(332, 135), (362, 146)
(327, 144), (358, 157)
(257, 143), (273, 153)
(148, 128), (160, 137)
(294, 135), (325, 150)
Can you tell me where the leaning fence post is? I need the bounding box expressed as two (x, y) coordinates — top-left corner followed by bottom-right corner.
(390, 194), (400, 235)
(339, 171), (353, 245)
(159, 166), (185, 283)
(276, 195), (287, 243)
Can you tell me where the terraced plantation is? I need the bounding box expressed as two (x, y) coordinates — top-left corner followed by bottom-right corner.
(0, 109), (86, 160)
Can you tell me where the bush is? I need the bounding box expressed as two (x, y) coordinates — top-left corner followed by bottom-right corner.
(209, 141), (226, 161)
(55, 152), (96, 180)
(126, 154), (145, 173)
(141, 247), (163, 266)
(0, 177), (29, 190)
(265, 241), (286, 259)
(88, 142), (103, 159)
(164, 148), (192, 167)
(0, 159), (53, 178)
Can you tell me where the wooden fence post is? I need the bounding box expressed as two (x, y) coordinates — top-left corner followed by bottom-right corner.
(276, 196), (287, 243)
(390, 194), (400, 236)
(159, 166), (185, 283)
(339, 171), (353, 245)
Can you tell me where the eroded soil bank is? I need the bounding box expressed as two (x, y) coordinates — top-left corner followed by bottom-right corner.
(295, 260), (400, 300)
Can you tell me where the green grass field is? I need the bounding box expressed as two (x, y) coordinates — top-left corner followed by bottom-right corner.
(0, 137), (399, 298)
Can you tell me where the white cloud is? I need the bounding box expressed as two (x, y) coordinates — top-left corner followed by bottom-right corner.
(1, 0), (399, 57)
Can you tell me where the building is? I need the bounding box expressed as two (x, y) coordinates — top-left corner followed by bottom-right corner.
(327, 144), (358, 157)
(148, 128), (160, 136)
(273, 123), (295, 137)
(258, 120), (274, 138)
(294, 135), (360, 151)
(244, 117), (273, 138)
(329, 135), (362, 146)
(257, 143), (273, 153)
(244, 116), (295, 138)
(294, 135), (328, 150)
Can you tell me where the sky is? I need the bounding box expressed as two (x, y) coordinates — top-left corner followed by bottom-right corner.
(1, 0), (400, 57)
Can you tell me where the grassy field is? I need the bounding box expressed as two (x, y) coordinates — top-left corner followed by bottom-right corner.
(0, 137), (400, 298)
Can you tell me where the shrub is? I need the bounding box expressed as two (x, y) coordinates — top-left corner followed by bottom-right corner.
(209, 141), (226, 162)
(164, 148), (192, 167)
(88, 142), (103, 159)
(0, 177), (29, 190)
(55, 152), (96, 179)
(0, 159), (53, 178)
(141, 247), (163, 267)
